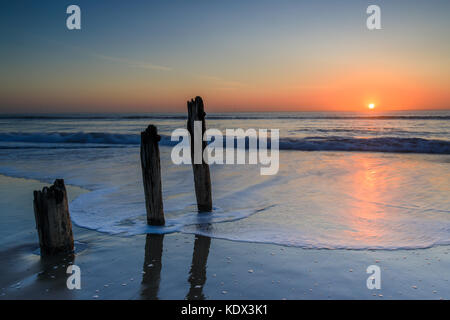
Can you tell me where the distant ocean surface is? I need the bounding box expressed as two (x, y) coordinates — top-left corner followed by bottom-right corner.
(0, 111), (449, 249)
(1, 111), (449, 153)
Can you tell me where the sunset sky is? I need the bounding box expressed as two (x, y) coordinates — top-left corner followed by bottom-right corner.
(1, 0), (449, 113)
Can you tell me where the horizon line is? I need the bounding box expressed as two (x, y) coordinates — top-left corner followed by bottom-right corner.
(0, 108), (449, 115)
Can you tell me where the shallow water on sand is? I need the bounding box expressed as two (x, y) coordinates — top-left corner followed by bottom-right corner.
(2, 175), (449, 300)
(0, 147), (449, 250)
(0, 112), (449, 250)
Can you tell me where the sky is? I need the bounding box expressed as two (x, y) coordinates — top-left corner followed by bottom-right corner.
(0, 0), (449, 113)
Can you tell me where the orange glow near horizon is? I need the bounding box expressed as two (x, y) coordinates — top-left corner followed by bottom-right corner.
(1, 1), (449, 114)
(1, 48), (449, 113)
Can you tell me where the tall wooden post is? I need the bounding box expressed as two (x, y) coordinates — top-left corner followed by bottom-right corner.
(187, 96), (212, 212)
(33, 179), (74, 256)
(141, 124), (165, 226)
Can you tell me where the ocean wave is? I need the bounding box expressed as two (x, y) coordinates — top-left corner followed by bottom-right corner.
(0, 132), (141, 145)
(1, 132), (449, 154)
(278, 136), (450, 154)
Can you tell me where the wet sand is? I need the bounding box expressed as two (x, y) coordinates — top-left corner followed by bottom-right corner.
(0, 175), (449, 300)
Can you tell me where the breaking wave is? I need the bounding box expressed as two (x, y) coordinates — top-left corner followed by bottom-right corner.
(1, 132), (449, 154)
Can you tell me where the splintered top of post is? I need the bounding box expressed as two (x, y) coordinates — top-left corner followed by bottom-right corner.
(34, 179), (67, 203)
(141, 124), (161, 143)
(187, 96), (206, 121)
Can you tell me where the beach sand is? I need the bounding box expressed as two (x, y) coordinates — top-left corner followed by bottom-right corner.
(0, 174), (448, 300)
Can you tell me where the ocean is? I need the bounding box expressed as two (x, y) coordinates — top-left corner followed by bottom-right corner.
(0, 111), (449, 250)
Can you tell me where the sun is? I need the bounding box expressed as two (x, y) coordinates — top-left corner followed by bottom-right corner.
(368, 103), (375, 110)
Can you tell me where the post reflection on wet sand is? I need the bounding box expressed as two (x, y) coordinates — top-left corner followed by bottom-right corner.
(37, 251), (76, 298)
(140, 225), (213, 300)
(141, 234), (164, 300)
(186, 234), (211, 300)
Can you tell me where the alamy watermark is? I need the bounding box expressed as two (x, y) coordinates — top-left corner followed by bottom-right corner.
(367, 5), (381, 30)
(66, 264), (81, 290)
(66, 4), (381, 31)
(366, 265), (381, 290)
(66, 5), (81, 30)
(170, 121), (279, 175)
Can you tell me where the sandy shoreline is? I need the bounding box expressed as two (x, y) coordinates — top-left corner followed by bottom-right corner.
(0, 174), (448, 300)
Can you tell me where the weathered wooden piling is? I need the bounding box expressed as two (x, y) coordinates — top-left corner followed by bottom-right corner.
(187, 96), (212, 212)
(141, 124), (165, 225)
(33, 179), (74, 256)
